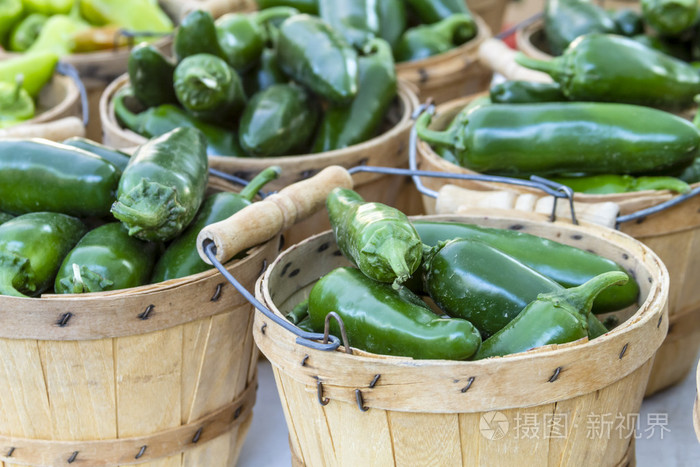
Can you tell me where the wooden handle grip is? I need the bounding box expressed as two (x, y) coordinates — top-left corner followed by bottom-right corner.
(0, 117), (85, 141)
(478, 39), (552, 83)
(197, 165), (354, 264)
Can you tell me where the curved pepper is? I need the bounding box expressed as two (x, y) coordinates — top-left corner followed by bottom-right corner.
(111, 127), (209, 242)
(404, 0), (471, 24)
(151, 166), (280, 282)
(551, 174), (691, 194)
(276, 14), (358, 104)
(0, 212), (86, 297)
(327, 188), (422, 287)
(174, 9), (224, 62)
(474, 271), (628, 359)
(516, 34), (700, 110)
(312, 38), (397, 152)
(0, 51), (58, 97)
(309, 267), (482, 360)
(318, 0), (380, 48)
(8, 13), (48, 52)
(0, 79), (35, 127)
(79, 0), (173, 33)
(544, 0), (618, 55)
(54, 222), (159, 294)
(62, 137), (130, 171)
(394, 13), (476, 62)
(128, 43), (177, 108)
(641, 0), (699, 36)
(489, 80), (567, 104)
(415, 102), (699, 176)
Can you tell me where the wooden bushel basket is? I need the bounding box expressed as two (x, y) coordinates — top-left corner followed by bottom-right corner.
(0, 176), (279, 467)
(250, 212), (667, 466)
(415, 95), (700, 397)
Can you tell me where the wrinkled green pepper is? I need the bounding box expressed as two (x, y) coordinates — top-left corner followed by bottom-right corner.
(404, 0), (470, 24)
(517, 34), (700, 110)
(641, 0), (699, 36)
(151, 166), (280, 282)
(0, 139), (120, 217)
(174, 9), (224, 62)
(243, 47), (287, 96)
(79, 0), (173, 32)
(551, 174), (691, 194)
(318, 0), (380, 48)
(8, 12), (48, 52)
(545, 0), (618, 55)
(111, 127), (208, 242)
(54, 222), (159, 294)
(0, 212), (86, 297)
(412, 221), (640, 314)
(489, 80), (567, 104)
(312, 38), (396, 153)
(394, 13), (476, 62)
(327, 188), (422, 287)
(62, 137), (130, 171)
(0, 51), (58, 97)
(0, 79), (35, 127)
(474, 271), (628, 360)
(0, 0), (23, 42)
(416, 102), (699, 176)
(276, 14), (358, 104)
(128, 43), (177, 108)
(239, 83), (319, 157)
(257, 0), (317, 15)
(309, 267), (482, 360)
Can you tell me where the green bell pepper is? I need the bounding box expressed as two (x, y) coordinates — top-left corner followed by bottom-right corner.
(489, 80), (567, 104)
(128, 43), (177, 108)
(551, 174), (691, 194)
(7, 12), (48, 52)
(404, 0), (471, 24)
(62, 137), (131, 171)
(394, 13), (476, 62)
(641, 0), (699, 36)
(174, 9), (224, 62)
(545, 0), (618, 55)
(0, 51), (57, 97)
(79, 0), (173, 32)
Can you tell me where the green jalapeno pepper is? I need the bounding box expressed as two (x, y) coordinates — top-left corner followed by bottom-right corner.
(276, 14), (358, 105)
(113, 87), (244, 157)
(62, 137), (130, 172)
(312, 38), (396, 152)
(308, 267), (482, 360)
(376, 0), (405, 49)
(7, 12), (48, 52)
(641, 0), (699, 36)
(0, 139), (120, 217)
(0, 212), (86, 297)
(257, 0), (317, 15)
(394, 13), (476, 63)
(489, 80), (567, 104)
(0, 51), (58, 97)
(416, 102), (699, 176)
(404, 0), (471, 24)
(318, 0), (380, 48)
(54, 222), (159, 294)
(411, 221), (640, 314)
(545, 0), (618, 55)
(1, 0), (24, 43)
(612, 8), (645, 36)
(151, 166), (280, 282)
(174, 9), (225, 62)
(474, 271), (628, 360)
(128, 43), (177, 108)
(0, 79), (35, 127)
(550, 174), (691, 194)
(0, 212), (14, 225)
(327, 188), (422, 287)
(238, 82), (319, 157)
(80, 0), (173, 33)
(215, 10), (274, 72)
(516, 34), (700, 110)
(243, 47), (288, 96)
(111, 127), (209, 242)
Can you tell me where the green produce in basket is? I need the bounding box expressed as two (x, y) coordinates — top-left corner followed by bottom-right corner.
(415, 102), (699, 177)
(174, 9), (225, 62)
(318, 0), (380, 49)
(128, 43), (177, 108)
(7, 12), (48, 52)
(544, 0), (618, 56)
(312, 38), (397, 153)
(238, 83), (319, 157)
(516, 34), (700, 110)
(0, 0), (24, 43)
(0, 78), (35, 128)
(0, 51), (58, 97)
(256, 0), (317, 15)
(243, 47), (288, 96)
(375, 0), (406, 49)
(26, 13), (89, 56)
(0, 212), (86, 297)
(0, 212), (14, 225)
(394, 13), (476, 62)
(327, 188), (422, 288)
(404, 0), (471, 24)
(111, 127), (209, 242)
(151, 166), (281, 282)
(54, 222), (159, 294)
(611, 8), (645, 36)
(62, 137), (130, 171)
(550, 174), (691, 194)
(489, 80), (567, 104)
(678, 156), (700, 183)
(411, 221), (640, 314)
(0, 139), (120, 217)
(308, 267), (482, 360)
(80, 0), (173, 34)
(276, 14), (358, 105)
(25, 0), (75, 16)
(641, 0), (699, 36)
(113, 87), (245, 157)
(285, 298), (309, 325)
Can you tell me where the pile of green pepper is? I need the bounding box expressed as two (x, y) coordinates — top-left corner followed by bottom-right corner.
(0, 130), (280, 298)
(287, 191), (638, 361)
(117, 7), (400, 157)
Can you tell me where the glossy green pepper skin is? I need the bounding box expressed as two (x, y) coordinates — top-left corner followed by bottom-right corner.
(0, 139), (120, 217)
(54, 222), (159, 294)
(174, 9), (225, 62)
(412, 221), (640, 314)
(312, 38), (396, 153)
(376, 0), (406, 49)
(309, 267), (482, 360)
(151, 166), (280, 282)
(111, 127), (209, 242)
(0, 52), (58, 97)
(128, 43), (177, 108)
(517, 34), (700, 110)
(239, 83), (319, 157)
(8, 13), (48, 52)
(545, 0), (618, 55)
(404, 0), (470, 24)
(0, 212), (86, 297)
(474, 271), (628, 360)
(62, 137), (130, 171)
(642, 0), (699, 36)
(318, 0), (380, 48)
(0, 212), (14, 225)
(215, 12), (265, 72)
(551, 174), (691, 194)
(276, 14), (358, 105)
(394, 13), (476, 62)
(243, 47), (288, 95)
(113, 87), (244, 157)
(489, 80), (567, 104)
(327, 188), (422, 287)
(257, 0), (317, 15)
(416, 102), (699, 177)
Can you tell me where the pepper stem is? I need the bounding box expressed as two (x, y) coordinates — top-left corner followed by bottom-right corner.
(515, 53), (564, 80)
(415, 111), (463, 150)
(13, 74), (24, 103)
(0, 261), (27, 298)
(378, 238), (413, 289)
(553, 271), (629, 315)
(113, 88), (144, 133)
(238, 166), (281, 201)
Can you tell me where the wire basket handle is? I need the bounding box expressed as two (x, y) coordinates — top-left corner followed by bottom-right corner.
(56, 61), (89, 127)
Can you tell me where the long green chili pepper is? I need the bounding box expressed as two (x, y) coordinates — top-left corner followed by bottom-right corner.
(489, 80), (567, 104)
(641, 0), (699, 36)
(318, 0), (380, 48)
(151, 166), (280, 282)
(312, 38), (396, 153)
(404, 0), (471, 24)
(111, 127), (209, 242)
(173, 9), (224, 62)
(545, 0), (618, 55)
(411, 221), (640, 314)
(286, 299), (309, 325)
(62, 137), (130, 172)
(79, 0), (173, 33)
(474, 271), (628, 360)
(0, 212), (86, 297)
(551, 174), (691, 194)
(327, 188), (422, 287)
(308, 267), (482, 360)
(0, 51), (58, 97)
(516, 34), (700, 110)
(7, 12), (47, 52)
(394, 13), (476, 62)
(0, 212), (14, 225)
(54, 222), (159, 294)
(128, 43), (177, 108)
(415, 102), (699, 176)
